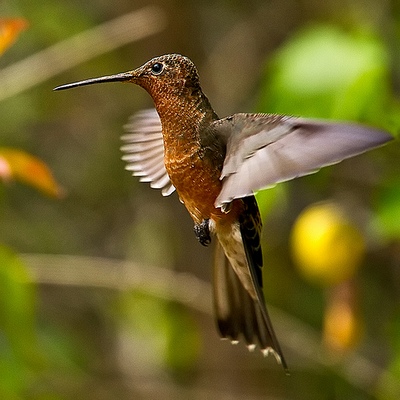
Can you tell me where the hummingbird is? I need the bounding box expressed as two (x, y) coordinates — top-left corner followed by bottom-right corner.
(54, 54), (392, 372)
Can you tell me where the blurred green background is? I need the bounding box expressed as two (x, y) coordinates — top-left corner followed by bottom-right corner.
(1, 0), (400, 399)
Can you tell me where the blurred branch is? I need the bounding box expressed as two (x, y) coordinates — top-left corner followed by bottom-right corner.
(0, 6), (166, 102)
(22, 253), (211, 314)
(22, 253), (400, 397)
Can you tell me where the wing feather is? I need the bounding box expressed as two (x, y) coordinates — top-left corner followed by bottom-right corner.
(214, 114), (392, 206)
(121, 109), (175, 196)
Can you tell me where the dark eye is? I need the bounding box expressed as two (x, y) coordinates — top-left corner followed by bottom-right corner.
(151, 62), (164, 75)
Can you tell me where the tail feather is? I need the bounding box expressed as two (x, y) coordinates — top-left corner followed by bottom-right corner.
(213, 196), (288, 372)
(214, 242), (257, 344)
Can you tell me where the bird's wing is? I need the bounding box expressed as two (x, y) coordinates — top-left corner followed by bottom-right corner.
(121, 109), (175, 196)
(213, 113), (393, 207)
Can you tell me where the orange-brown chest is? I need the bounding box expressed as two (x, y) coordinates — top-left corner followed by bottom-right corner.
(164, 136), (224, 223)
(160, 114), (229, 224)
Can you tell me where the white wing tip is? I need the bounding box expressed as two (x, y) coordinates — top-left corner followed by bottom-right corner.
(262, 347), (283, 365)
(247, 344), (256, 352)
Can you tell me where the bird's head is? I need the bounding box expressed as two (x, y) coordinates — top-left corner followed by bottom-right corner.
(54, 54), (201, 102)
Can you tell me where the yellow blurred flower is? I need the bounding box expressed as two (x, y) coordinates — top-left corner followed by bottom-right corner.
(291, 202), (365, 286)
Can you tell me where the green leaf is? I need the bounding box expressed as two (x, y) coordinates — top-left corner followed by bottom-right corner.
(259, 25), (390, 124)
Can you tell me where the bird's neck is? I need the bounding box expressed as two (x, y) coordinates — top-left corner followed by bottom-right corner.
(154, 88), (218, 152)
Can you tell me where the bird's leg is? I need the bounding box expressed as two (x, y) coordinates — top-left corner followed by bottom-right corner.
(194, 219), (211, 246)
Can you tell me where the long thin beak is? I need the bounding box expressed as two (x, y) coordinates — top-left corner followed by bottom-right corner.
(53, 71), (134, 91)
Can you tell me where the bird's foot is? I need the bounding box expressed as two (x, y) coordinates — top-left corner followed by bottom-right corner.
(194, 219), (211, 246)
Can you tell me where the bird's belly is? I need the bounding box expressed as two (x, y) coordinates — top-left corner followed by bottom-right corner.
(165, 153), (224, 224)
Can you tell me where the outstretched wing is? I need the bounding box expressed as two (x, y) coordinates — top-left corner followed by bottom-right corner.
(121, 109), (175, 196)
(213, 113), (392, 206)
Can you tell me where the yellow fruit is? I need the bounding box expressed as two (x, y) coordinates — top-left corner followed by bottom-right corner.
(291, 203), (365, 286)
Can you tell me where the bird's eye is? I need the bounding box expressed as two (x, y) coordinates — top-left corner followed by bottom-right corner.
(151, 62), (164, 75)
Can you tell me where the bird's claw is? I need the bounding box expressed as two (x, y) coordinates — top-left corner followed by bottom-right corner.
(194, 219), (211, 246)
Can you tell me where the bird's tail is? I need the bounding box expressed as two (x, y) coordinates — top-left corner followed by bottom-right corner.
(213, 197), (288, 372)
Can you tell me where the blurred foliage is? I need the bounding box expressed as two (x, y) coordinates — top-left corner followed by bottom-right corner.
(0, 148), (63, 198)
(0, 18), (28, 56)
(0, 0), (400, 399)
(0, 18), (62, 199)
(374, 178), (400, 241)
(0, 245), (38, 399)
(323, 281), (362, 353)
(115, 290), (201, 377)
(259, 24), (399, 133)
(0, 17), (84, 399)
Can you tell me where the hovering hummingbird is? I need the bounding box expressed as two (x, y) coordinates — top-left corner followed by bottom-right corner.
(54, 54), (393, 372)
